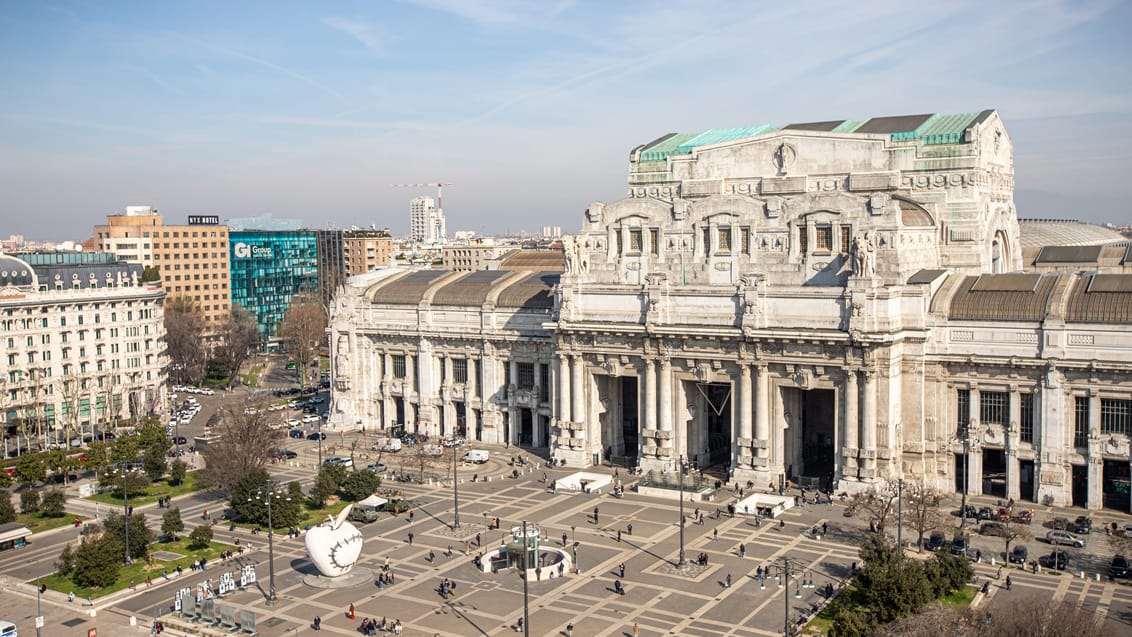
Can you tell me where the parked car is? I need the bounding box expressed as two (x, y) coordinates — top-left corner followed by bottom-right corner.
(1110, 555), (1130, 579)
(1039, 551), (1070, 570)
(289, 429), (304, 439)
(950, 534), (969, 556)
(958, 505), (977, 520)
(977, 507), (994, 521)
(1073, 516), (1093, 534)
(1013, 509), (1033, 524)
(979, 522), (1009, 537)
(441, 436), (465, 447)
(1045, 530), (1086, 548)
(366, 462), (387, 473)
(422, 444), (443, 457)
(307, 432), (326, 441)
(348, 505), (381, 523)
(171, 436), (188, 445)
(1009, 545), (1028, 564)
(995, 507), (1012, 522)
(925, 531), (946, 552)
(1049, 517), (1071, 531)
(323, 456), (353, 469)
(274, 448), (298, 460)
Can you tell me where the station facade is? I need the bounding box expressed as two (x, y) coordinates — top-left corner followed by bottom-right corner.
(328, 110), (1132, 511)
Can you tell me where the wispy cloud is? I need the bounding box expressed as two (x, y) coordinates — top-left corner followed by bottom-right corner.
(321, 16), (395, 58)
(256, 114), (443, 132)
(170, 32), (350, 105)
(396, 0), (570, 27)
(0, 111), (206, 143)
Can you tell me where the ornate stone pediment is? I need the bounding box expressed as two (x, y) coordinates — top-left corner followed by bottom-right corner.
(1103, 435), (1130, 458)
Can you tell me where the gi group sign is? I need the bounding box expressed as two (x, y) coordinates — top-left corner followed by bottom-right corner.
(233, 242), (273, 259)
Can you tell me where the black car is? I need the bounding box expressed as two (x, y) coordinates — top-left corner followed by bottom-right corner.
(274, 449), (298, 460)
(959, 505), (977, 520)
(977, 507), (994, 521)
(1110, 555), (1130, 579)
(1049, 517), (1071, 531)
(1039, 551), (1070, 570)
(925, 532), (946, 552)
(1073, 516), (1093, 534)
(1009, 545), (1028, 564)
(171, 436), (188, 445)
(306, 431), (326, 441)
(950, 534), (969, 556)
(979, 522), (1009, 537)
(289, 429), (304, 439)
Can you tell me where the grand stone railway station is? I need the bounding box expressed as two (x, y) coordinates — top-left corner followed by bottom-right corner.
(328, 110), (1132, 512)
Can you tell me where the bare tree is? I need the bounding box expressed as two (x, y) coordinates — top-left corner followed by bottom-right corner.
(200, 397), (282, 493)
(999, 516), (1032, 560)
(882, 596), (1112, 637)
(410, 444), (442, 482)
(276, 293), (326, 388)
(903, 480), (950, 552)
(216, 304), (261, 387)
(847, 480), (901, 533)
(164, 296), (208, 385)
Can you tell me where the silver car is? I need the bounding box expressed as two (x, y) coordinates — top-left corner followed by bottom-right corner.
(1045, 530), (1085, 548)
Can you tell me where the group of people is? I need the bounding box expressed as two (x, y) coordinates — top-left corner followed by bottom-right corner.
(437, 577), (456, 599)
(155, 497), (173, 508)
(356, 617), (400, 635)
(376, 571), (396, 588)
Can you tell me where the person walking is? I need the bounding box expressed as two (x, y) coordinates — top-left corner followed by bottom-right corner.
(593, 506), (599, 524)
(617, 529), (622, 542)
(562, 532), (569, 547)
(738, 543), (746, 558)
(313, 616), (321, 631)
(408, 510), (415, 524)
(1005, 575), (1012, 590)
(348, 603), (355, 620)
(619, 562), (626, 578)
(712, 528), (718, 542)
(566, 622), (574, 637)
(407, 532), (414, 545)
(726, 573), (732, 588)
(633, 621), (640, 636)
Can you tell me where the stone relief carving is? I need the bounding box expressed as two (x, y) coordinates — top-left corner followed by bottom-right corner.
(851, 232), (875, 278)
(585, 202), (605, 223)
(772, 142), (797, 176)
(764, 196), (784, 218)
(869, 192), (890, 215)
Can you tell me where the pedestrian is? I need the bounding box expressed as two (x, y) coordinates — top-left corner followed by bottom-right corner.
(822, 522), (828, 535)
(633, 621), (640, 636)
(739, 544), (746, 558)
(383, 556), (390, 570)
(617, 529), (622, 542)
(407, 532), (414, 545)
(726, 573), (732, 588)
(348, 603), (355, 620)
(593, 506), (599, 524)
(313, 616), (321, 631)
(68, 591), (75, 603)
(562, 532), (569, 547)
(566, 622), (574, 637)
(619, 562), (626, 578)
(465, 541), (470, 555)
(1005, 576), (1012, 590)
(408, 510), (415, 524)
(627, 523), (633, 535)
(712, 528), (718, 542)
(476, 532), (482, 547)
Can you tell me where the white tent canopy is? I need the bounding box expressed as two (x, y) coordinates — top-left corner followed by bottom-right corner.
(357, 494), (388, 508)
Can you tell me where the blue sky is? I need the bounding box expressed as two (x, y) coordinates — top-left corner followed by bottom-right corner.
(1, 0), (1129, 240)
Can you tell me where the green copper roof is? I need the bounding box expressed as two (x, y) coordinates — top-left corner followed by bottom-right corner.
(673, 125), (779, 155)
(639, 133), (698, 162)
(636, 111), (991, 162)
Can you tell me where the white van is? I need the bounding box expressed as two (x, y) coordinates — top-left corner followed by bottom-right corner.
(381, 438), (402, 452)
(464, 449), (489, 464)
(0, 620), (17, 637)
(323, 456), (354, 469)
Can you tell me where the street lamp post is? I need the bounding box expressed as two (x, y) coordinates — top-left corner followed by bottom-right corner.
(959, 427), (970, 529)
(114, 461), (135, 566)
(256, 483), (289, 603)
(317, 414), (323, 468)
(767, 557), (807, 637)
(521, 520), (530, 637)
(452, 442), (461, 529)
(35, 569), (42, 637)
(678, 455), (687, 567)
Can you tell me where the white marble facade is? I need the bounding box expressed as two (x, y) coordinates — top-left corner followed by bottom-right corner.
(330, 111), (1132, 511)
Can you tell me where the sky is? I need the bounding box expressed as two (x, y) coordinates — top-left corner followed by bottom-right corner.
(0, 0), (1129, 241)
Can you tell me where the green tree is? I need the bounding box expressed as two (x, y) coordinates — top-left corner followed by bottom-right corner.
(20, 489), (40, 514)
(168, 459), (187, 486)
(142, 444), (167, 481)
(0, 495), (15, 523)
(161, 507), (184, 541)
(276, 481), (304, 529)
(72, 535), (122, 588)
(309, 464), (346, 506)
(110, 436), (140, 464)
(55, 543), (76, 576)
(188, 524), (213, 549)
(41, 488), (66, 517)
(0, 471), (11, 489)
(340, 470), (381, 502)
(140, 266), (160, 282)
(84, 439), (112, 477)
(103, 510), (153, 561)
(831, 607), (877, 637)
(229, 467), (272, 526)
(137, 417), (170, 456)
(99, 469), (150, 500)
(15, 452), (46, 484)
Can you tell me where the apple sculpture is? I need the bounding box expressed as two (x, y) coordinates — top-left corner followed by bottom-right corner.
(305, 504), (364, 577)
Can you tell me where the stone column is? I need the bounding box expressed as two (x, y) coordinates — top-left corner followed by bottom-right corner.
(861, 370), (877, 477)
(843, 369), (859, 479)
(558, 354), (571, 423)
(659, 358), (673, 443)
(1088, 392), (1103, 510)
(644, 357), (657, 434)
(754, 363), (769, 465)
(968, 388), (982, 496)
(1006, 390), (1021, 500)
(571, 356), (585, 435)
(738, 364), (752, 468)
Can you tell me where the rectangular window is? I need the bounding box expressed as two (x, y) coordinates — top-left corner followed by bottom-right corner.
(815, 226), (832, 251)
(474, 359), (481, 396)
(629, 229), (642, 252)
(392, 354), (406, 379)
(980, 391), (1008, 426)
(539, 364), (549, 402)
(517, 362), (535, 390)
(702, 227), (711, 254)
(797, 225), (808, 253)
(956, 388), (970, 436)
(453, 358), (468, 384)
(1101, 398), (1131, 436)
(741, 227), (751, 255)
(1019, 393), (1034, 444)
(718, 227), (732, 252)
(1074, 396), (1089, 447)
(650, 228), (659, 255)
(841, 225), (852, 253)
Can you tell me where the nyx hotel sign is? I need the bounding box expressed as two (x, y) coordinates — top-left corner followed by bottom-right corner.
(187, 215), (220, 225)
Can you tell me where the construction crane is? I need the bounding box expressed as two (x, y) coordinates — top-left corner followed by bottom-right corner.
(391, 182), (452, 211)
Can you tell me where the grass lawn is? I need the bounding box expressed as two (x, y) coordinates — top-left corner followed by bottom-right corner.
(86, 470), (208, 507)
(226, 500), (350, 535)
(36, 537), (231, 599)
(803, 584), (857, 634)
(17, 511), (89, 533)
(243, 364), (263, 388)
(942, 585), (978, 606)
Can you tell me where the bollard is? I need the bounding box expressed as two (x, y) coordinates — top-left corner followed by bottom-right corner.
(1096, 573), (1101, 581)
(991, 557), (995, 566)
(1080, 570), (1085, 579)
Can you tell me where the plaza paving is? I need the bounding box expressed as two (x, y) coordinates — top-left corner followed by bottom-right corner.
(3, 449), (1132, 636)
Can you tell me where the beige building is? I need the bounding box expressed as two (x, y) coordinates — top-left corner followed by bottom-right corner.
(343, 229), (394, 277)
(330, 110), (1132, 513)
(93, 208), (231, 325)
(441, 239), (516, 272)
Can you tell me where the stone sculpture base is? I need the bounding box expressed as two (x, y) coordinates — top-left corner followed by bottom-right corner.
(302, 569), (374, 589)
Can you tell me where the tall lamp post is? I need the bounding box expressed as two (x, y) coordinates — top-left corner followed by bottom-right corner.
(451, 441), (462, 529)
(114, 461), (137, 565)
(34, 565), (43, 637)
(767, 557), (807, 637)
(678, 455), (687, 567)
(255, 482), (290, 603)
(958, 426), (970, 528)
(520, 520), (530, 637)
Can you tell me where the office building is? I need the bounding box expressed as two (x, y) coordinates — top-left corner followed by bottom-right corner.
(410, 196), (446, 244)
(228, 230), (318, 340)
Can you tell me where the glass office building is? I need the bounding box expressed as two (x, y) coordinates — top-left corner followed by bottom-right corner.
(228, 230), (318, 340)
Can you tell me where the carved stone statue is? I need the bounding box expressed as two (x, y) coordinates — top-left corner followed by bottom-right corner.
(562, 235), (578, 275)
(852, 232), (875, 278)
